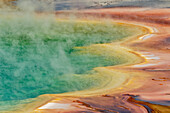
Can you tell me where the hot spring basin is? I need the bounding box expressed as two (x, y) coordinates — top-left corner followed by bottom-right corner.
(0, 15), (147, 111)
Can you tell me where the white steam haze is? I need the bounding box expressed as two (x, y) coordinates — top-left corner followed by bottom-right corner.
(1, 0), (170, 12)
(0, 0), (156, 112)
(17, 0), (55, 12)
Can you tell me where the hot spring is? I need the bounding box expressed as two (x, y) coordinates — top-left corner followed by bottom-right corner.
(0, 14), (146, 111)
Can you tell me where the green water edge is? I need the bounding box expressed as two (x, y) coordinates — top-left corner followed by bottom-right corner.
(0, 14), (145, 111)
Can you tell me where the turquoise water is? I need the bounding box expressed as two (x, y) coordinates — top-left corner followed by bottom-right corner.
(0, 15), (136, 102)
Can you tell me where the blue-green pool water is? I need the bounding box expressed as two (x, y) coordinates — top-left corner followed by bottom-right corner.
(0, 15), (139, 103)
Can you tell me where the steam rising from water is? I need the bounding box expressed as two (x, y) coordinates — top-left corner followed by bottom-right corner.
(17, 0), (55, 12)
(0, 13), (138, 102)
(0, 1), (145, 111)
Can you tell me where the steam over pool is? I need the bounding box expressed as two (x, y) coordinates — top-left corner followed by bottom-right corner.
(0, 14), (143, 109)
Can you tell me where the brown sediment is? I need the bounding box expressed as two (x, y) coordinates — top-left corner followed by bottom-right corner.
(8, 8), (170, 113)
(128, 96), (170, 113)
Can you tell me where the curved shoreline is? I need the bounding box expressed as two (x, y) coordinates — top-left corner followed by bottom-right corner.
(3, 19), (150, 113)
(39, 8), (170, 113)
(31, 21), (153, 112)
(4, 8), (170, 113)
(31, 14), (155, 112)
